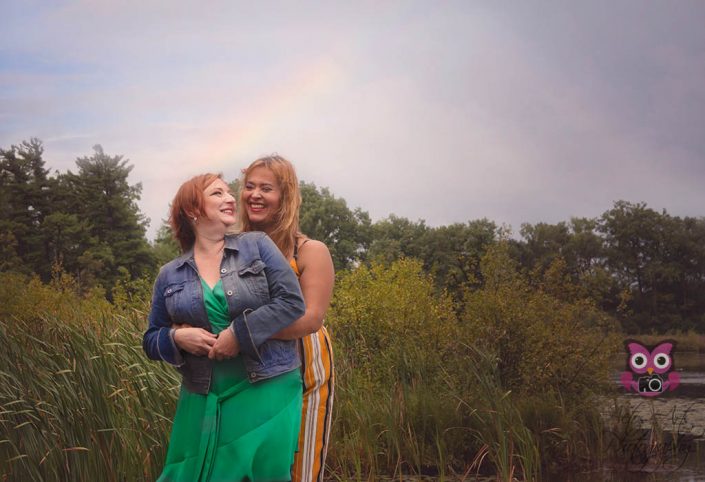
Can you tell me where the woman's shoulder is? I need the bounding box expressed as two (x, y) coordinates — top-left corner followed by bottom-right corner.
(225, 231), (277, 259)
(154, 252), (191, 286)
(296, 237), (333, 268)
(158, 252), (191, 273)
(297, 238), (328, 253)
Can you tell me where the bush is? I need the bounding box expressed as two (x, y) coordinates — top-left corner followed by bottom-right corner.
(462, 243), (620, 404)
(326, 258), (469, 477)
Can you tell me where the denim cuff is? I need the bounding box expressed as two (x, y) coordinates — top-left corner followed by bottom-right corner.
(157, 327), (185, 367)
(231, 309), (261, 362)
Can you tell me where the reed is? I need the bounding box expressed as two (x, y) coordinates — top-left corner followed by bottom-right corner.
(1, 261), (618, 481)
(0, 273), (178, 480)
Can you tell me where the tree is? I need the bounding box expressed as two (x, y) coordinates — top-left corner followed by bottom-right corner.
(518, 218), (615, 307)
(423, 220), (497, 300)
(299, 182), (371, 270)
(60, 145), (155, 293)
(598, 201), (704, 332)
(463, 242), (619, 401)
(367, 215), (429, 263)
(152, 221), (181, 267)
(0, 138), (52, 276)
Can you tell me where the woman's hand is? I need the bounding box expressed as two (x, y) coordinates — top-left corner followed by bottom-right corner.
(173, 327), (217, 356)
(208, 328), (240, 361)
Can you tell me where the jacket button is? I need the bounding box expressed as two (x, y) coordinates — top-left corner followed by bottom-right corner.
(220, 268), (227, 274)
(249, 372), (256, 379)
(167, 288), (172, 293)
(226, 290), (233, 296)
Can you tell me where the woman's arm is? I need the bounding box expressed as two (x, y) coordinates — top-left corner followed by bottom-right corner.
(211, 233), (306, 361)
(273, 240), (335, 340)
(142, 270), (185, 366)
(144, 268), (217, 362)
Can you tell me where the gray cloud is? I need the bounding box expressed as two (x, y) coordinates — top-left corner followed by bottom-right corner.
(2, 1), (704, 239)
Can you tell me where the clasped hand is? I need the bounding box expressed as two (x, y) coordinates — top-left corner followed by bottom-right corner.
(172, 324), (240, 360)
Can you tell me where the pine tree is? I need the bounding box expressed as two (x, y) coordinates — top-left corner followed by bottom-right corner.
(61, 145), (155, 292)
(0, 138), (51, 275)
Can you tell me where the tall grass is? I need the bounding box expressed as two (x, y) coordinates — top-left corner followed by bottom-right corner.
(0, 272), (178, 480)
(324, 254), (620, 481)
(0, 253), (623, 481)
(460, 346), (540, 482)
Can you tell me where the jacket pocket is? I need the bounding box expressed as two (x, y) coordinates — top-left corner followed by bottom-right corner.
(238, 259), (265, 276)
(238, 260), (270, 301)
(163, 282), (186, 321)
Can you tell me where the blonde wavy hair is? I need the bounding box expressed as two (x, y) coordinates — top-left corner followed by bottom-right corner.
(239, 155), (302, 258)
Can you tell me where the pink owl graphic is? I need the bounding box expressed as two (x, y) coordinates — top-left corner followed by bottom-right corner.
(620, 340), (680, 397)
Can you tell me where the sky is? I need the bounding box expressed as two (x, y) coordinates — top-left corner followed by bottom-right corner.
(2, 1), (704, 240)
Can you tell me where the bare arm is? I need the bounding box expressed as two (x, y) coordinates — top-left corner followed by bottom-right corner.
(273, 240), (335, 340)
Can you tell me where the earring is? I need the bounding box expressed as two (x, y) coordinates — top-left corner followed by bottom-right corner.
(192, 217), (198, 223)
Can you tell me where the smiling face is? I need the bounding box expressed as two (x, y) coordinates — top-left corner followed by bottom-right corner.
(241, 166), (282, 231)
(201, 178), (237, 228)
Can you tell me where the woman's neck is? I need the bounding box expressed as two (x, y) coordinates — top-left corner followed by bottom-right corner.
(193, 233), (226, 256)
(251, 222), (274, 237)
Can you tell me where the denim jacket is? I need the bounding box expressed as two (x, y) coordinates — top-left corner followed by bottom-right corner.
(142, 232), (305, 394)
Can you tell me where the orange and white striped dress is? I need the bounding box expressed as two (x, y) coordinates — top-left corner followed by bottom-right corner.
(290, 247), (334, 482)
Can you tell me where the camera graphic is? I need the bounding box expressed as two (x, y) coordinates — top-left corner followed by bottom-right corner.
(620, 340), (680, 397)
(638, 374), (663, 393)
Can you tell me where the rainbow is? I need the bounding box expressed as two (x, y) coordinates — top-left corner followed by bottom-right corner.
(201, 57), (342, 174)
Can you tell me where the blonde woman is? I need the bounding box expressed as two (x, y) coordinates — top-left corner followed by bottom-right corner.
(239, 156), (335, 482)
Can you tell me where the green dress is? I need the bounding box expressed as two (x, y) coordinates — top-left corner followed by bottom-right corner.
(158, 279), (302, 482)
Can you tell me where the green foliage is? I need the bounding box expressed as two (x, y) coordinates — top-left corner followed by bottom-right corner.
(330, 258), (457, 384)
(327, 259), (471, 476)
(0, 256), (628, 480)
(462, 346), (540, 481)
(599, 201), (705, 332)
(0, 139), (156, 297)
(368, 215), (429, 263)
(151, 222), (181, 267)
(60, 145), (155, 293)
(463, 242), (620, 403)
(0, 138), (51, 276)
(0, 271), (177, 481)
(368, 217), (498, 311)
(299, 181), (372, 271)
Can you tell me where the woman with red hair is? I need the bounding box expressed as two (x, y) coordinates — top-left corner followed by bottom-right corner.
(143, 173), (306, 481)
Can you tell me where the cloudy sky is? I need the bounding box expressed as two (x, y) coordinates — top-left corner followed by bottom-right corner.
(2, 1), (704, 239)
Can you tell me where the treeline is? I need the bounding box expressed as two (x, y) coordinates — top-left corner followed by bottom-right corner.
(2, 138), (705, 333)
(0, 139), (154, 295)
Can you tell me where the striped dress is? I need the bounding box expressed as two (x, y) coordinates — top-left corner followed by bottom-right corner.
(289, 242), (335, 482)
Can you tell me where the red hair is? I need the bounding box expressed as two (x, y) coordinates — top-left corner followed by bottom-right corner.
(169, 173), (222, 252)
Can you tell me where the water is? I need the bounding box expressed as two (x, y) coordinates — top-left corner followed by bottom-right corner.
(559, 351), (705, 481)
(388, 353), (705, 481)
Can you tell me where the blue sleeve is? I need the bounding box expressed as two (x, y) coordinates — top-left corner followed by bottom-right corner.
(230, 234), (305, 361)
(142, 269), (185, 367)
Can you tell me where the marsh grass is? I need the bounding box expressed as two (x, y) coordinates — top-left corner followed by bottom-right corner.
(325, 256), (619, 481)
(461, 346), (540, 482)
(0, 272), (178, 480)
(1, 255), (621, 481)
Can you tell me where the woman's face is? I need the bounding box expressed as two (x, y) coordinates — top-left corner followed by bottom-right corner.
(201, 178), (237, 228)
(242, 166), (282, 229)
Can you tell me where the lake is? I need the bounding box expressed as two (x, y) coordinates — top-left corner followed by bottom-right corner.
(547, 351), (705, 482)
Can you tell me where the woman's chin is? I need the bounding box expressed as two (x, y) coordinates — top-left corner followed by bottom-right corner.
(248, 216), (271, 229)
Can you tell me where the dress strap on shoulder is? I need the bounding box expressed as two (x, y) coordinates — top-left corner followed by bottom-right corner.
(293, 237), (310, 261)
